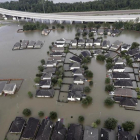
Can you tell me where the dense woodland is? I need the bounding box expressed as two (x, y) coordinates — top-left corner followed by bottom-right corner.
(0, 0), (140, 13)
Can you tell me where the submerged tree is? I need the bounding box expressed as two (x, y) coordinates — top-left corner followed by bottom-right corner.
(104, 97), (114, 107)
(78, 116), (85, 123)
(104, 118), (118, 130)
(23, 108), (31, 116)
(50, 111), (57, 120)
(122, 121), (135, 131)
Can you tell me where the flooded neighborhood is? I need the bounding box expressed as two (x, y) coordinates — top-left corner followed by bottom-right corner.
(1, 22), (140, 140)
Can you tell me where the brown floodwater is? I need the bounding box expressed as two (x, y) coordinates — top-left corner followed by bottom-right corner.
(1, 23), (140, 139)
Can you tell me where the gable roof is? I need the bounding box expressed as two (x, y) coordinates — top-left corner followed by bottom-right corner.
(101, 128), (116, 140)
(35, 119), (53, 140)
(39, 80), (51, 86)
(112, 72), (130, 79)
(41, 73), (52, 79)
(134, 53), (140, 60)
(120, 97), (137, 107)
(74, 76), (85, 81)
(121, 44), (130, 49)
(94, 39), (101, 43)
(102, 40), (110, 47)
(81, 51), (91, 57)
(72, 69), (84, 74)
(83, 126), (99, 140)
(3, 83), (16, 91)
(67, 124), (83, 140)
(28, 41), (36, 46)
(69, 84), (84, 92)
(127, 48), (139, 56)
(36, 89), (55, 97)
(22, 117), (40, 139)
(86, 39), (93, 43)
(114, 80), (133, 87)
(10, 117), (26, 133)
(113, 64), (125, 69)
(35, 40), (43, 46)
(68, 91), (83, 99)
(118, 131), (134, 140)
(50, 52), (63, 56)
(43, 67), (56, 73)
(69, 62), (80, 68)
(70, 56), (82, 63)
(71, 39), (77, 43)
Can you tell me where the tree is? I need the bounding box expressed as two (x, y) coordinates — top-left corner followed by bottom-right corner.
(96, 55), (105, 61)
(38, 65), (44, 72)
(82, 65), (88, 70)
(38, 111), (44, 117)
(41, 59), (45, 65)
(34, 77), (41, 83)
(50, 111), (57, 120)
(52, 77), (58, 85)
(91, 122), (97, 128)
(57, 78), (62, 87)
(104, 97), (114, 107)
(84, 86), (91, 93)
(105, 85), (114, 92)
(105, 78), (110, 84)
(96, 119), (101, 125)
(89, 81), (93, 86)
(106, 63), (113, 70)
(28, 91), (33, 98)
(23, 108), (31, 116)
(122, 121), (135, 131)
(85, 70), (93, 78)
(131, 42), (139, 49)
(52, 26), (55, 29)
(82, 96), (92, 105)
(61, 25), (65, 29)
(106, 57), (113, 63)
(78, 116), (85, 123)
(104, 118), (118, 130)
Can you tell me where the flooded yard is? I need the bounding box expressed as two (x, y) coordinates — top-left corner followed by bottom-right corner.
(1, 23), (140, 139)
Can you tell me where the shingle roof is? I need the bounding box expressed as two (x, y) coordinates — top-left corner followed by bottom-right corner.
(72, 69), (84, 74)
(69, 62), (80, 68)
(69, 84), (84, 92)
(101, 128), (116, 140)
(0, 81), (7, 93)
(69, 56), (82, 63)
(74, 76), (85, 81)
(113, 88), (133, 97)
(81, 51), (91, 57)
(10, 117), (25, 133)
(28, 41), (36, 46)
(41, 73), (52, 79)
(39, 80), (51, 86)
(113, 64), (125, 69)
(102, 40), (110, 47)
(114, 80), (132, 87)
(127, 48), (139, 56)
(120, 97), (137, 107)
(3, 83), (16, 91)
(112, 72), (130, 79)
(134, 53), (140, 60)
(36, 89), (55, 97)
(43, 67), (56, 73)
(118, 131), (134, 140)
(50, 52), (63, 56)
(68, 91), (83, 99)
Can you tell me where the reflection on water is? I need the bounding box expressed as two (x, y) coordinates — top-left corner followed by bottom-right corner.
(1, 23), (140, 139)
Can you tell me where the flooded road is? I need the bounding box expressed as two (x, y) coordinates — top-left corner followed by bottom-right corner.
(1, 23), (140, 139)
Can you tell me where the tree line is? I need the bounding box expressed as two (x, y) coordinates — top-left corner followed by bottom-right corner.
(1, 0), (140, 13)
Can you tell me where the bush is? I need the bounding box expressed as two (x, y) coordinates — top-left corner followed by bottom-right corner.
(82, 65), (88, 70)
(105, 85), (114, 92)
(122, 121), (135, 131)
(38, 111), (44, 117)
(91, 122), (97, 128)
(85, 70), (93, 78)
(105, 78), (110, 84)
(131, 42), (139, 49)
(106, 63), (113, 70)
(38, 65), (44, 72)
(96, 55), (105, 61)
(106, 58), (113, 63)
(50, 111), (57, 120)
(41, 59), (45, 65)
(82, 96), (92, 105)
(104, 97), (114, 107)
(28, 91), (33, 98)
(96, 119), (101, 125)
(89, 81), (93, 86)
(34, 77), (41, 83)
(78, 116), (85, 123)
(84, 86), (91, 93)
(52, 77), (58, 85)
(104, 118), (118, 130)
(23, 108), (31, 116)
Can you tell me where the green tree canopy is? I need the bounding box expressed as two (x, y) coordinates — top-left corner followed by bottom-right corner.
(78, 116), (85, 123)
(104, 97), (114, 107)
(122, 121), (135, 131)
(23, 108), (31, 116)
(50, 111), (57, 120)
(104, 118), (118, 130)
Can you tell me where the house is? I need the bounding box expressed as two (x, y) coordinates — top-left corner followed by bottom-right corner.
(48, 57), (62, 62)
(20, 40), (29, 49)
(41, 73), (52, 80)
(134, 53), (140, 61)
(42, 67), (56, 74)
(98, 28), (104, 35)
(67, 124), (83, 140)
(114, 57), (125, 65)
(94, 49), (102, 57)
(121, 44), (131, 51)
(13, 42), (21, 50)
(78, 39), (85, 47)
(111, 29), (121, 36)
(27, 41), (36, 49)
(81, 50), (91, 58)
(86, 39), (93, 47)
(118, 131), (134, 140)
(34, 40), (43, 49)
(10, 117), (26, 134)
(42, 29), (50, 35)
(110, 40), (123, 51)
(90, 28), (97, 33)
(113, 64), (125, 72)
(127, 48), (139, 56)
(72, 68), (84, 76)
(67, 91), (85, 101)
(54, 42), (65, 47)
(113, 97), (137, 108)
(51, 119), (67, 140)
(109, 88), (137, 98)
(22, 117), (40, 140)
(39, 80), (51, 88)
(51, 47), (64, 52)
(94, 39), (101, 46)
(102, 40), (110, 49)
(74, 75), (85, 84)
(83, 126), (99, 140)
(0, 81), (7, 95)
(50, 52), (63, 57)
(44, 60), (57, 67)
(35, 119), (53, 140)
(69, 84), (84, 92)
(136, 134), (140, 140)
(56, 38), (66, 44)
(3, 83), (16, 94)
(112, 72), (130, 80)
(69, 63), (80, 70)
(71, 39), (77, 47)
(104, 28), (112, 35)
(101, 128), (116, 140)
(36, 89), (55, 98)
(69, 56), (82, 63)
(114, 80), (133, 88)
(105, 52), (117, 59)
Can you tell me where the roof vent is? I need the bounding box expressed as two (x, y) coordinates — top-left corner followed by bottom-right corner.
(101, 134), (103, 137)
